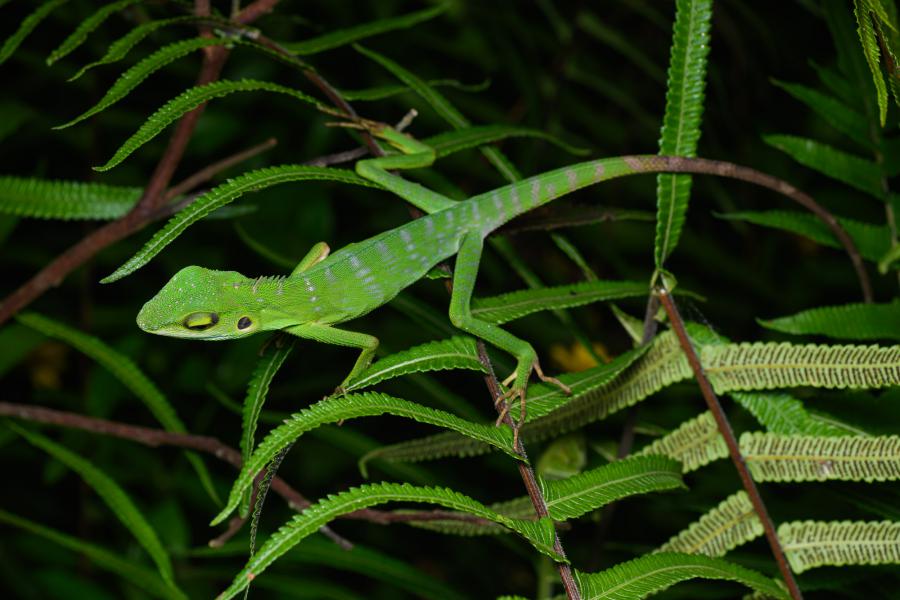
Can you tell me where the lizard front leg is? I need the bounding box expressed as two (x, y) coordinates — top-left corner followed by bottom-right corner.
(283, 323), (379, 393)
(448, 234), (570, 441)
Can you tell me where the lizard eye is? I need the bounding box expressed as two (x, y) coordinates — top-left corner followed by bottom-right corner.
(237, 316), (253, 330)
(184, 312), (219, 331)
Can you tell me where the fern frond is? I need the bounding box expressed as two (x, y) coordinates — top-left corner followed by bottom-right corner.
(58, 37), (228, 129)
(0, 176), (140, 220)
(741, 433), (900, 482)
(94, 80), (322, 172)
(285, 4), (448, 55)
(718, 209), (890, 262)
(471, 280), (648, 325)
(760, 301), (900, 341)
(780, 520), (900, 573)
(854, 0), (889, 125)
(67, 15), (199, 81)
(654, 0), (712, 268)
(215, 483), (561, 599)
(636, 411), (727, 472)
(763, 134), (883, 198)
(46, 0), (142, 65)
(345, 336), (485, 391)
(339, 78), (489, 101)
(771, 79), (871, 148)
(542, 455), (684, 520)
(574, 552), (788, 599)
(657, 491), (763, 557)
(0, 509), (184, 600)
(214, 392), (519, 525)
(10, 425), (177, 588)
(0, 0), (68, 66)
(702, 341), (900, 391)
(426, 125), (589, 158)
(102, 165), (377, 282)
(731, 391), (851, 436)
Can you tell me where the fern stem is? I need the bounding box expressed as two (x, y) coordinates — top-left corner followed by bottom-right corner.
(476, 342), (582, 600)
(656, 287), (804, 600)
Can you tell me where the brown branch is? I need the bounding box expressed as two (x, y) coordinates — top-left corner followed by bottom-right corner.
(476, 342), (581, 600)
(234, 0), (280, 24)
(655, 287), (803, 600)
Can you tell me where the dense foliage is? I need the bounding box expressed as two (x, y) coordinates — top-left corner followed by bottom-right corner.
(1, 1), (899, 599)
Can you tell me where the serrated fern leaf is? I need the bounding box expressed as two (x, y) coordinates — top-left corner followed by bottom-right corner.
(10, 425), (177, 588)
(214, 392), (518, 525)
(654, 0), (712, 269)
(425, 125), (588, 158)
(657, 491), (763, 557)
(239, 341), (294, 516)
(636, 411), (727, 472)
(95, 80), (322, 172)
(763, 134), (883, 198)
(16, 312), (220, 503)
(741, 432), (900, 482)
(46, 0), (142, 65)
(854, 0), (889, 125)
(703, 342), (900, 392)
(718, 209), (890, 262)
(67, 15), (199, 81)
(58, 37), (228, 129)
(731, 391), (850, 436)
(285, 4), (448, 55)
(345, 336), (485, 391)
(215, 483), (561, 599)
(0, 176), (140, 220)
(0, 509), (184, 600)
(574, 552), (788, 599)
(102, 165), (376, 282)
(780, 520), (900, 573)
(771, 79), (871, 147)
(0, 0), (68, 66)
(760, 301), (900, 341)
(542, 455), (684, 520)
(471, 280), (648, 325)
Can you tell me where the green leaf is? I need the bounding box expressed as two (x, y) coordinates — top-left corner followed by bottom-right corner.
(102, 165), (377, 282)
(636, 411), (727, 472)
(471, 280), (648, 325)
(657, 491), (763, 557)
(0, 0), (68, 66)
(654, 0), (712, 268)
(0, 176), (141, 220)
(771, 79), (871, 148)
(425, 125), (588, 158)
(780, 520), (900, 573)
(760, 301), (900, 341)
(763, 134), (883, 198)
(0, 509), (184, 600)
(574, 552), (788, 599)
(339, 78), (490, 102)
(730, 391), (852, 436)
(214, 392), (519, 525)
(10, 425), (178, 589)
(702, 341), (900, 392)
(542, 455), (684, 520)
(284, 4), (448, 55)
(717, 209), (891, 262)
(67, 16), (200, 81)
(216, 483), (561, 599)
(94, 80), (322, 172)
(742, 432), (900, 482)
(345, 336), (486, 391)
(16, 312), (219, 504)
(46, 0), (142, 65)
(57, 37), (228, 129)
(854, 0), (889, 125)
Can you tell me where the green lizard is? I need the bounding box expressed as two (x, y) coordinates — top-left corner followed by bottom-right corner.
(136, 119), (860, 426)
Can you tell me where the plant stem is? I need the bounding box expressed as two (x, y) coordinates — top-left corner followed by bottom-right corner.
(655, 286), (803, 600)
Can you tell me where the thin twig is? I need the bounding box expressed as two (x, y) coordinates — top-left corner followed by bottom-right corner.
(655, 287), (803, 600)
(164, 138), (278, 203)
(476, 342), (581, 600)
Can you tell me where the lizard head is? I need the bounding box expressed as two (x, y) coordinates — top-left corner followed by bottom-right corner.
(137, 265), (263, 340)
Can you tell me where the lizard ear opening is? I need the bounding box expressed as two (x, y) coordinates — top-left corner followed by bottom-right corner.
(184, 312), (219, 331)
(237, 316), (253, 330)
